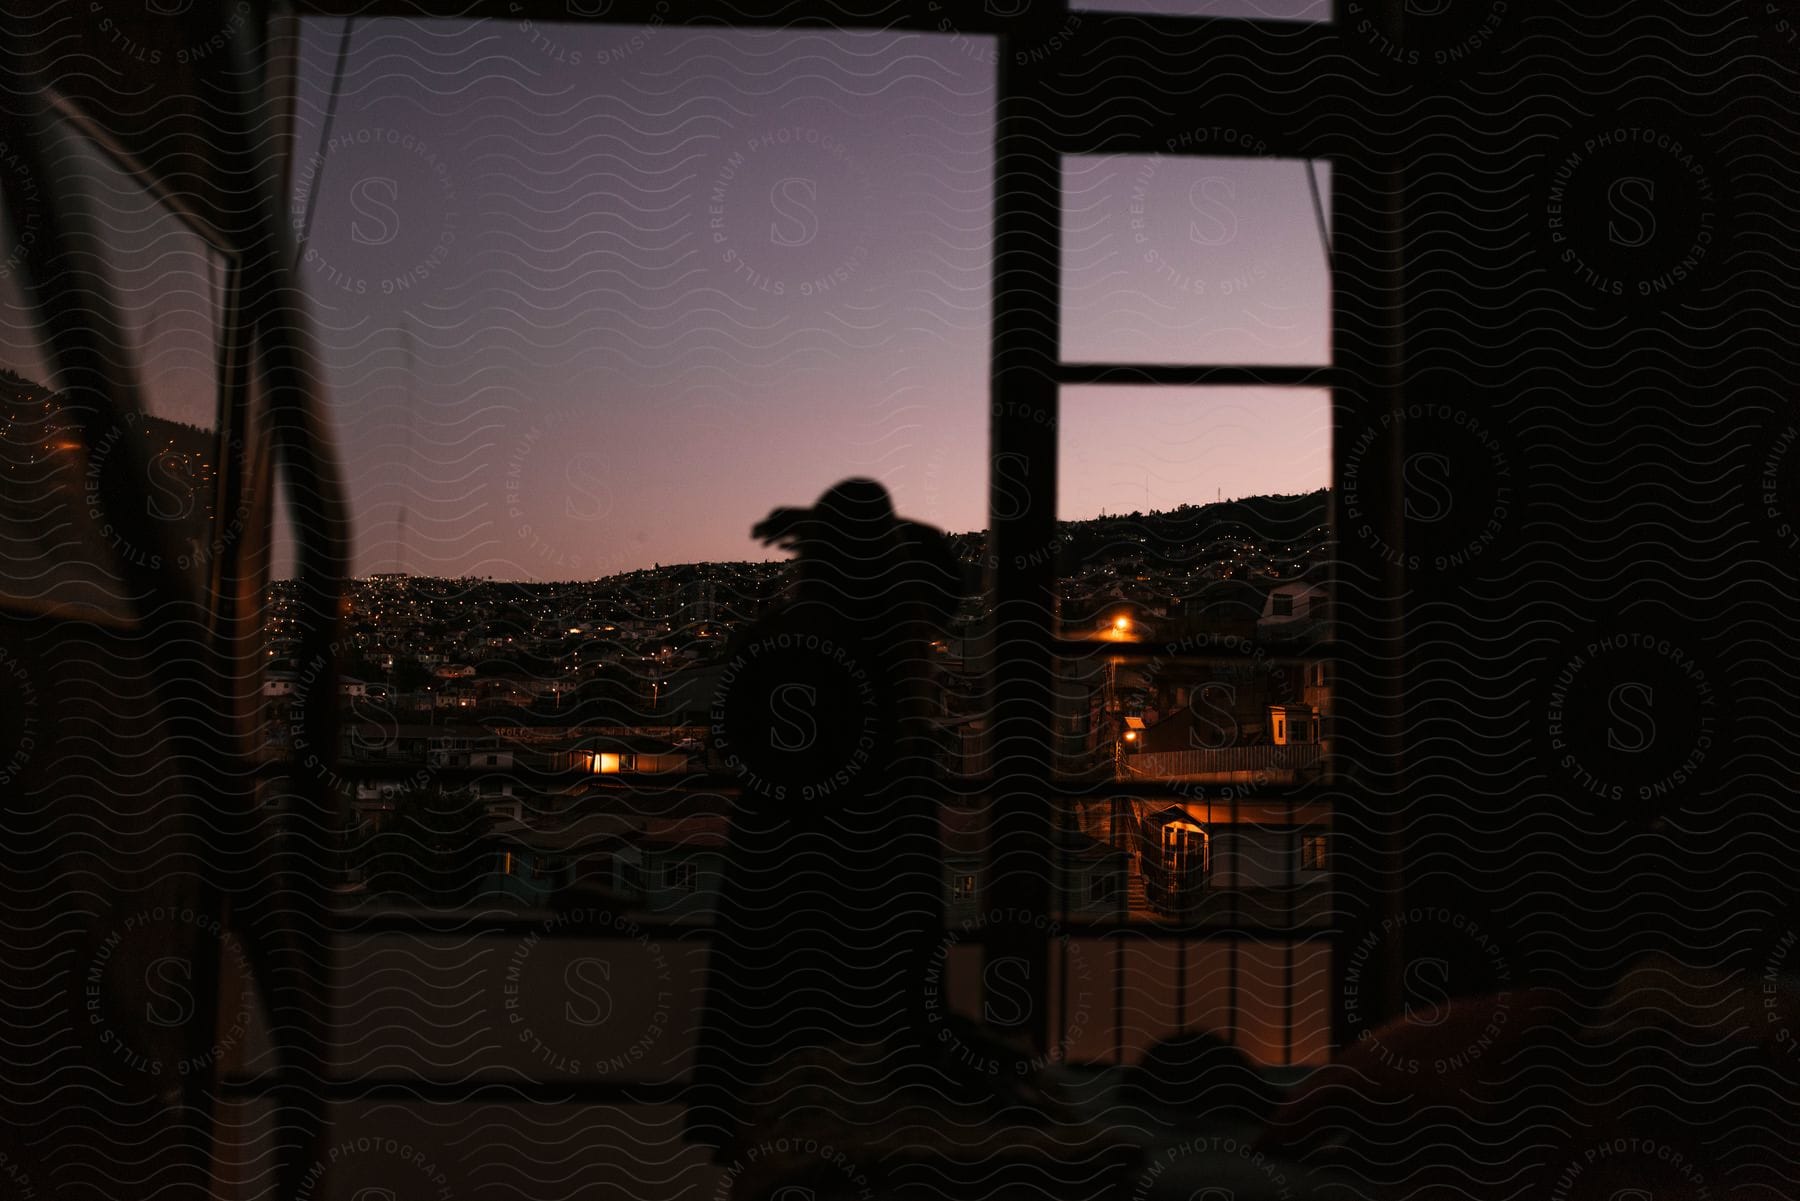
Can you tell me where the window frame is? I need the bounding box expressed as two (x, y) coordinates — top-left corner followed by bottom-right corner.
(258, 0), (1398, 1076)
(193, 0), (1411, 1123)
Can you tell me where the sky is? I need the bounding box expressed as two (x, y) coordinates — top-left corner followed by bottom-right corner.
(0, 16), (1334, 581)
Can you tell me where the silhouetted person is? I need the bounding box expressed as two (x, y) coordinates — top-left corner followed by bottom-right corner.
(688, 479), (961, 1157)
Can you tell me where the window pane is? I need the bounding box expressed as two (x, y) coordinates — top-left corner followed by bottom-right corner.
(1051, 381), (1333, 958)
(1058, 386), (1332, 525)
(1061, 156), (1331, 365)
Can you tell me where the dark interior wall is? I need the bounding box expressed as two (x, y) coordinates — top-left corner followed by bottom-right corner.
(1015, 0), (1799, 1013)
(0, 6), (270, 1193)
(1373, 7), (1798, 1004)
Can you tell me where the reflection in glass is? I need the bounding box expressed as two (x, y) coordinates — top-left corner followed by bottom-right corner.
(0, 120), (229, 616)
(53, 123), (224, 431)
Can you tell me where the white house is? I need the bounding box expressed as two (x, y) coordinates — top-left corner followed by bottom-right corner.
(1257, 581), (1327, 633)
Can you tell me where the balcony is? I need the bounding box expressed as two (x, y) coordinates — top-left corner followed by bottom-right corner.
(1119, 743), (1323, 783)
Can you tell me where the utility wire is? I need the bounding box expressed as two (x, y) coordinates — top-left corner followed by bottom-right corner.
(292, 16), (357, 267)
(1304, 158), (1331, 262)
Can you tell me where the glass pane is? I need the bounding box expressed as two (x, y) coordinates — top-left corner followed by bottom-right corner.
(1057, 385), (1332, 527)
(1061, 156), (1331, 366)
(1077, 0), (1330, 19)
(0, 119), (230, 618)
(54, 125), (224, 431)
(0, 188), (50, 386)
(287, 20), (993, 579)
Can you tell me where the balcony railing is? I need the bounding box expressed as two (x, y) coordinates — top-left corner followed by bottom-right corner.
(1119, 743), (1322, 781)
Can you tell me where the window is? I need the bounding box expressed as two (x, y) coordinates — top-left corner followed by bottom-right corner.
(1301, 834), (1327, 872)
(1, 107), (233, 620)
(664, 861), (696, 893)
(289, 19), (994, 582)
(952, 874), (978, 902)
(1089, 872), (1118, 904)
(1272, 593), (1295, 617)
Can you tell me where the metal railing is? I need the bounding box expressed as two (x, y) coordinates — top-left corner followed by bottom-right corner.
(1121, 743), (1323, 780)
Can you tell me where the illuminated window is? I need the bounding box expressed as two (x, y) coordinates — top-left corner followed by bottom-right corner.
(592, 751), (634, 774)
(952, 874), (978, 902)
(1300, 834), (1327, 872)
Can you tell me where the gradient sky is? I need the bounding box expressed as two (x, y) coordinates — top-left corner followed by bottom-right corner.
(0, 17), (1333, 581)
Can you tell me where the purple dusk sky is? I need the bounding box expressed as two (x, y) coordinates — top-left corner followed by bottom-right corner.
(0, 16), (1333, 581)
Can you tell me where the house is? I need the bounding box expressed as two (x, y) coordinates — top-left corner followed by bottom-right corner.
(486, 813), (637, 906)
(474, 676), (534, 708)
(939, 809), (1129, 920)
(426, 731), (514, 771)
(1268, 702), (1319, 746)
(1132, 669), (1273, 753)
(432, 684), (478, 711)
(1256, 571), (1331, 641)
(352, 779), (410, 829)
(339, 721), (437, 765)
(477, 780), (524, 824)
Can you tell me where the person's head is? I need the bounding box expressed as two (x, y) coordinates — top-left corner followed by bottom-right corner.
(771, 480), (958, 625)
